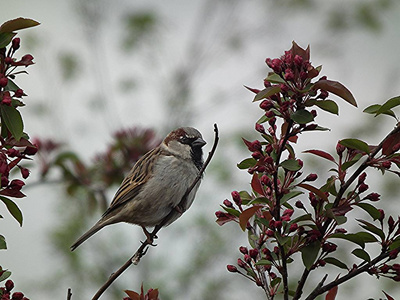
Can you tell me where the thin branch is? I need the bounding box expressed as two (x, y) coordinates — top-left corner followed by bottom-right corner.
(91, 124), (219, 300)
(67, 288), (72, 300)
(304, 251), (390, 300)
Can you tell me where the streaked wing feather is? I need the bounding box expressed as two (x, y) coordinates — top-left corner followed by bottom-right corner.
(102, 147), (161, 217)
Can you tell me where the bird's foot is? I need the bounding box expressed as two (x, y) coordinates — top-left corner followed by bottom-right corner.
(141, 226), (157, 246)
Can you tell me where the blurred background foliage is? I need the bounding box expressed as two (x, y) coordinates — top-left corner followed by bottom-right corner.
(2, 0), (400, 299)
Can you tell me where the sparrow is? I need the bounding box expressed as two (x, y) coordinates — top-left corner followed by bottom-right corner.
(70, 127), (206, 251)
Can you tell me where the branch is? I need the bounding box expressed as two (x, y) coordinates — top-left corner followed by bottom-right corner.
(304, 251), (391, 300)
(91, 124), (219, 300)
(67, 288), (72, 300)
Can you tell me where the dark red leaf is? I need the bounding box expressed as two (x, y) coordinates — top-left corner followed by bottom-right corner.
(291, 41), (310, 62)
(325, 286), (338, 300)
(382, 290), (394, 300)
(0, 188), (25, 198)
(298, 183), (328, 202)
(251, 173), (264, 195)
(304, 149), (335, 162)
(125, 290), (140, 300)
(382, 132), (400, 156)
(314, 80), (357, 107)
(239, 205), (262, 231)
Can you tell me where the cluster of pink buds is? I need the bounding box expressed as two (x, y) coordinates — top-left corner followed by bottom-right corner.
(0, 279), (29, 300)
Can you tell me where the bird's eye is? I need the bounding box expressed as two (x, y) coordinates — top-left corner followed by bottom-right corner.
(179, 135), (193, 145)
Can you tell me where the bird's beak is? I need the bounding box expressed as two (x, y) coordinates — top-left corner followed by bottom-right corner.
(191, 137), (206, 148)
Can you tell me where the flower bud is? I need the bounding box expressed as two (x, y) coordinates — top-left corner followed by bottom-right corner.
(231, 191), (241, 205)
(0, 77), (8, 87)
(239, 246), (248, 255)
(364, 192), (380, 202)
(305, 173), (318, 182)
(4, 57), (13, 64)
(249, 248), (259, 259)
(252, 151), (262, 160)
(289, 223), (298, 232)
(20, 167), (30, 179)
(10, 179), (25, 191)
(255, 123), (265, 133)
(223, 199), (233, 208)
(260, 100), (274, 110)
(23, 146), (38, 156)
(12, 38), (20, 50)
(358, 183), (369, 193)
(244, 254), (251, 263)
(358, 172), (367, 184)
(215, 211), (226, 218)
(336, 142), (345, 156)
(295, 200), (304, 209)
(389, 249), (399, 260)
(5, 280), (14, 292)
(382, 161), (391, 169)
(14, 89), (24, 98)
(284, 68), (294, 81)
(378, 209), (385, 221)
(11, 292), (24, 300)
(237, 258), (246, 268)
(227, 265), (238, 273)
(294, 55), (303, 67)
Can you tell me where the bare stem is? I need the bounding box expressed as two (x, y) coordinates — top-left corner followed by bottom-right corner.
(91, 124), (219, 300)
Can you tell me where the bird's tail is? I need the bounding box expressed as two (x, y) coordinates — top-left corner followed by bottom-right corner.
(70, 219), (109, 251)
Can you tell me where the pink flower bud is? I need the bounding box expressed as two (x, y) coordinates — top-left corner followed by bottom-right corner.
(249, 248), (259, 259)
(0, 77), (8, 87)
(244, 254), (251, 263)
(5, 280), (14, 291)
(336, 142), (345, 156)
(294, 55), (303, 67)
(358, 172), (367, 184)
(11, 292), (24, 300)
(215, 211), (226, 218)
(378, 209), (385, 221)
(23, 146), (38, 156)
(252, 151), (262, 160)
(4, 57), (13, 64)
(1, 176), (9, 187)
(10, 179), (24, 190)
(223, 199), (233, 208)
(364, 192), (380, 202)
(289, 223), (298, 232)
(12, 38), (20, 50)
(237, 258), (246, 268)
(389, 249), (399, 259)
(6, 149), (20, 157)
(382, 161), (391, 169)
(260, 100), (274, 110)
(227, 265), (238, 273)
(14, 89), (24, 98)
(231, 191), (241, 205)
(358, 183), (369, 193)
(295, 200), (304, 209)
(284, 68), (294, 81)
(305, 173), (318, 182)
(20, 167), (29, 179)
(255, 123), (265, 133)
(266, 229), (274, 237)
(239, 246), (248, 254)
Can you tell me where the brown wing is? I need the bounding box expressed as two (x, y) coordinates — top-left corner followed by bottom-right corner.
(102, 147), (161, 217)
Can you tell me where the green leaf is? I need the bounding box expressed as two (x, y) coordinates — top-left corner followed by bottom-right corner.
(265, 72), (285, 84)
(290, 109), (314, 124)
(356, 203), (381, 220)
(0, 270), (11, 281)
(222, 206), (240, 217)
(0, 17), (40, 33)
(357, 219), (385, 241)
(0, 235), (6, 250)
(315, 100), (339, 115)
(313, 79), (357, 107)
(389, 236), (400, 250)
(270, 277), (281, 287)
(324, 257), (348, 270)
(4, 79), (20, 92)
(363, 104), (396, 119)
(1, 105), (24, 141)
(257, 114), (269, 124)
(237, 158), (257, 169)
(280, 159), (302, 171)
(280, 191), (303, 205)
(376, 96), (400, 116)
(352, 248), (371, 262)
(339, 138), (370, 154)
(329, 233), (365, 248)
(0, 196), (23, 226)
(301, 241), (320, 270)
(253, 86), (281, 102)
(255, 259), (272, 266)
(0, 32), (16, 48)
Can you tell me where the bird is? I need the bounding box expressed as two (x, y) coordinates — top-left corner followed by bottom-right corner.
(70, 127), (206, 251)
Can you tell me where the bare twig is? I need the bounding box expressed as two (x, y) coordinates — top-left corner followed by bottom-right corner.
(91, 124), (219, 300)
(67, 288), (72, 300)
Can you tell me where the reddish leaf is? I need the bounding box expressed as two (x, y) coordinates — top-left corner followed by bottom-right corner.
(382, 132), (400, 156)
(298, 183), (328, 202)
(325, 286), (338, 300)
(242, 138), (253, 149)
(125, 290), (140, 300)
(382, 290), (394, 300)
(148, 289), (159, 300)
(251, 173), (264, 195)
(239, 205), (262, 231)
(0, 188), (25, 198)
(291, 41), (310, 62)
(314, 80), (357, 107)
(304, 149), (335, 162)
(216, 213), (237, 226)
